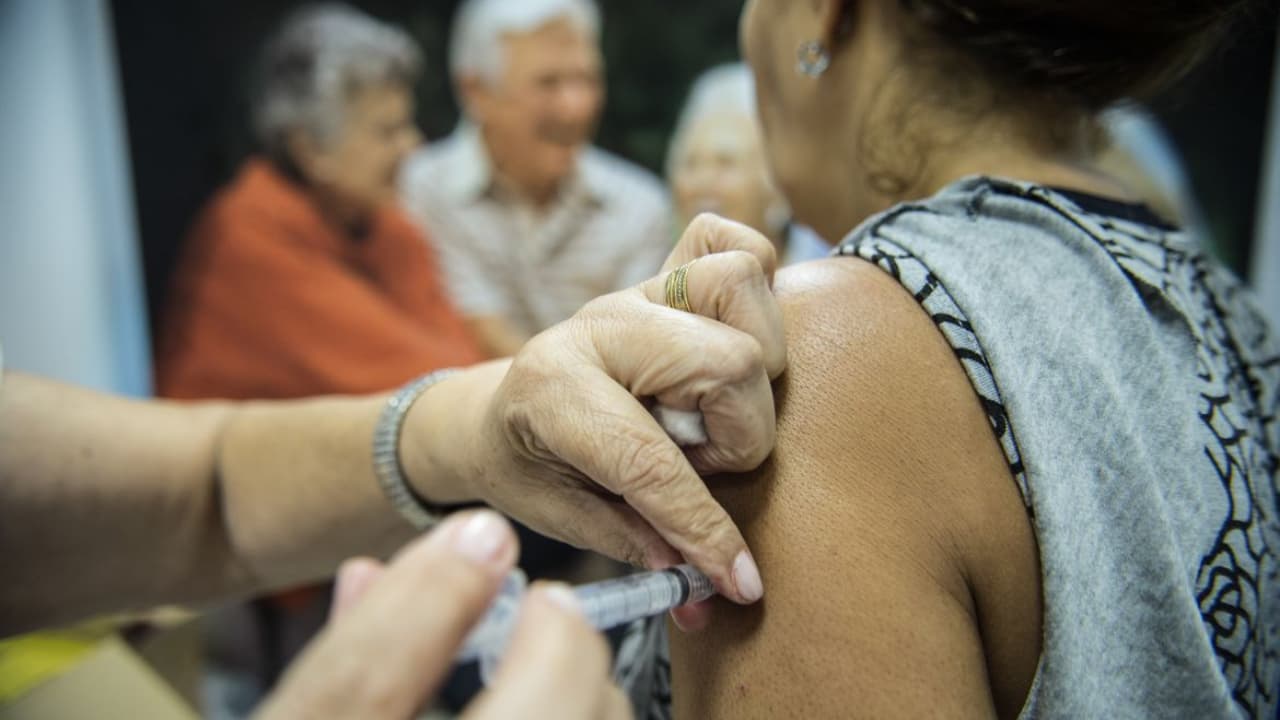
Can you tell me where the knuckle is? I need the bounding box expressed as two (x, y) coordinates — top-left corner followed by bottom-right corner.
(742, 428), (775, 468)
(559, 508), (639, 566)
(699, 438), (761, 474)
(728, 404), (776, 471)
(744, 230), (778, 268)
(687, 212), (722, 243)
(729, 437), (771, 471)
(603, 526), (648, 568)
(618, 538), (650, 569)
(616, 438), (686, 496)
(685, 501), (733, 545)
(710, 333), (765, 382)
(575, 291), (622, 322)
(545, 501), (592, 548)
(719, 249), (767, 284)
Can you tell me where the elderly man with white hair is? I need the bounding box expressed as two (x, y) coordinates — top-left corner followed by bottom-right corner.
(401, 0), (672, 359)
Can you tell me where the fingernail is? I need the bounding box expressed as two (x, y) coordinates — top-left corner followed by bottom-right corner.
(330, 558), (382, 621)
(669, 608), (693, 633)
(733, 550), (764, 603)
(452, 511), (512, 574)
(536, 583), (582, 617)
(330, 562), (361, 620)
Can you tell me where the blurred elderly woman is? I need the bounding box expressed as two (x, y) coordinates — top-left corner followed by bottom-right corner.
(667, 63), (827, 265)
(157, 4), (483, 401)
(154, 5), (483, 712)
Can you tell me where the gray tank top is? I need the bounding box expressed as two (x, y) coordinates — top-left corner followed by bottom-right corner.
(619, 177), (1280, 718)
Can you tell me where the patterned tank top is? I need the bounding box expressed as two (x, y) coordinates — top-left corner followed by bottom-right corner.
(616, 177), (1280, 718)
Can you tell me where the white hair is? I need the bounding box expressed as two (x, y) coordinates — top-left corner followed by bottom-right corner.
(667, 63), (790, 235)
(666, 63), (758, 179)
(449, 0), (601, 83)
(253, 3), (421, 158)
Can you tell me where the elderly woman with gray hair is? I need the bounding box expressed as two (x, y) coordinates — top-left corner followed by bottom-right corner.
(668, 63), (828, 266)
(154, 4), (487, 713)
(158, 4), (484, 402)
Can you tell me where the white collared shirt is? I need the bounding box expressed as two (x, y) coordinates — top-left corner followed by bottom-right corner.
(400, 125), (672, 337)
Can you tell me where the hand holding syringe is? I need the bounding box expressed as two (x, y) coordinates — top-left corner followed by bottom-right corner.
(458, 408), (719, 682)
(457, 564), (716, 682)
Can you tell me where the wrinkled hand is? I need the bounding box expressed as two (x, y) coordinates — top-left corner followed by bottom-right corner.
(256, 511), (628, 720)
(471, 215), (786, 614)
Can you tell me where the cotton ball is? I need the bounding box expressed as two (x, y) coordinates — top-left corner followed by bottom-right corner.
(652, 405), (708, 447)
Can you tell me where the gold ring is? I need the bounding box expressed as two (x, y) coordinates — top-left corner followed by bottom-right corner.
(664, 259), (696, 313)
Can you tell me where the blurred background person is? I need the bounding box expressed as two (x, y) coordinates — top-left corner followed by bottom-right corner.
(158, 4), (483, 400)
(400, 0), (672, 360)
(153, 5), (484, 716)
(398, 0), (667, 604)
(400, 3), (673, 707)
(667, 63), (828, 265)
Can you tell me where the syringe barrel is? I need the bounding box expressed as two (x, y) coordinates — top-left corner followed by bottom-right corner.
(456, 565), (716, 684)
(574, 564), (715, 631)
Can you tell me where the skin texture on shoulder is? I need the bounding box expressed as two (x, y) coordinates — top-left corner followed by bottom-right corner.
(670, 256), (1043, 718)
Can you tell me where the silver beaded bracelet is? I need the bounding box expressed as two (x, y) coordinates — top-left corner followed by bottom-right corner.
(372, 368), (461, 530)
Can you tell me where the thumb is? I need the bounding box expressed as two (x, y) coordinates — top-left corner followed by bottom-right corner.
(258, 511), (519, 719)
(329, 557), (384, 621)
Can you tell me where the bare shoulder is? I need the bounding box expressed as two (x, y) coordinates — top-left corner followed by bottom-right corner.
(670, 256), (1041, 718)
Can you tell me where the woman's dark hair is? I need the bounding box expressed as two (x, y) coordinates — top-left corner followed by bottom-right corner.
(897, 0), (1256, 110)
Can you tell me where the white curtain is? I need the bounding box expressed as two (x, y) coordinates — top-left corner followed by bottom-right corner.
(0, 0), (152, 396)
(1253, 20), (1280, 325)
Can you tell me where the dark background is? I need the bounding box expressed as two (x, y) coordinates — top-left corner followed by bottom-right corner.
(109, 0), (1278, 330)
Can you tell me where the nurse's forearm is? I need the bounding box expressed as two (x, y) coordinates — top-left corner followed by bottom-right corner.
(0, 373), (473, 636)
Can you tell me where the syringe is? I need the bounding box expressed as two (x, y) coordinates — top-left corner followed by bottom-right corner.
(456, 564), (715, 682)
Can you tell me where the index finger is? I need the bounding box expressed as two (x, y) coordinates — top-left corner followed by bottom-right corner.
(662, 213), (779, 284)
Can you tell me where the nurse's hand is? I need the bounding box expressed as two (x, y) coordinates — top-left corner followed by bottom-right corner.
(256, 511), (628, 720)
(404, 215), (785, 616)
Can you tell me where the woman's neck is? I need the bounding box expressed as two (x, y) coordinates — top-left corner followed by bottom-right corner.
(274, 159), (374, 240)
(313, 187), (374, 240)
(810, 118), (1132, 242)
(916, 142), (1136, 205)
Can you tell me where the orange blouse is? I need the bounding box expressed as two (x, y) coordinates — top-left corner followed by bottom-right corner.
(157, 159), (486, 400)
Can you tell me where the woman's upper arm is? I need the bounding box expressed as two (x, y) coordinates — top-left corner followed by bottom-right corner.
(669, 257), (1041, 718)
